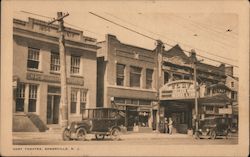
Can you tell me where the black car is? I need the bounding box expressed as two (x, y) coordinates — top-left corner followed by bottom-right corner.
(195, 117), (230, 139)
(62, 108), (124, 141)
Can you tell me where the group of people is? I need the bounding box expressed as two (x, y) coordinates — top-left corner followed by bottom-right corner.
(164, 117), (173, 134)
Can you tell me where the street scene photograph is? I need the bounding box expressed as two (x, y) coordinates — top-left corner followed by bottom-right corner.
(2, 0), (249, 156)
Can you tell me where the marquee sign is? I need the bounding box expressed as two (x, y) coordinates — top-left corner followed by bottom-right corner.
(26, 72), (84, 86)
(160, 80), (198, 100)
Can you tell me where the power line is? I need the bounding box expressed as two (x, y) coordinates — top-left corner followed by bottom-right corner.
(91, 12), (238, 68)
(105, 12), (237, 62)
(89, 12), (157, 41)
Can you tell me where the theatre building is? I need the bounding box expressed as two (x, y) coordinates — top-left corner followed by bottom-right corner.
(159, 45), (233, 134)
(13, 18), (98, 131)
(97, 34), (159, 131)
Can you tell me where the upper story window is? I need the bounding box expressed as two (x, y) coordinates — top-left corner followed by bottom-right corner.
(164, 72), (170, 84)
(130, 66), (142, 88)
(116, 64), (125, 86)
(231, 82), (234, 88)
(71, 55), (81, 74)
(27, 47), (40, 69)
(50, 52), (60, 72)
(173, 74), (182, 81)
(146, 69), (153, 89)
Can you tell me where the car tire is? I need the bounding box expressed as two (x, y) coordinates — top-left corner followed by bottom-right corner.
(95, 134), (105, 140)
(76, 128), (87, 141)
(210, 131), (216, 140)
(110, 128), (120, 141)
(62, 129), (71, 141)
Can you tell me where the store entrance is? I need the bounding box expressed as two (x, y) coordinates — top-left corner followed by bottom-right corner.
(47, 86), (61, 124)
(47, 95), (60, 124)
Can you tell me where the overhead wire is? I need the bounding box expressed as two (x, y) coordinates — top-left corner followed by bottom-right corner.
(105, 12), (238, 62)
(17, 11), (239, 68)
(90, 12), (238, 68)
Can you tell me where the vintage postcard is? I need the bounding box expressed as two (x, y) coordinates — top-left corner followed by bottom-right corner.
(1, 0), (249, 156)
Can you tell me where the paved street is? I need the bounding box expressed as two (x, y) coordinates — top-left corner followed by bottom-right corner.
(13, 132), (238, 145)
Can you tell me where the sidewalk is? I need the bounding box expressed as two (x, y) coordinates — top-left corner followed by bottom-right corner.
(13, 131), (191, 141)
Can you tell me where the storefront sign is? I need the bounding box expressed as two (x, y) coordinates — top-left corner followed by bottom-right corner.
(160, 80), (197, 100)
(219, 108), (232, 114)
(27, 72), (84, 86)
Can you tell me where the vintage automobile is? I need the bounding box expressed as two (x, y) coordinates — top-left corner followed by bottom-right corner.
(195, 116), (230, 139)
(62, 108), (124, 141)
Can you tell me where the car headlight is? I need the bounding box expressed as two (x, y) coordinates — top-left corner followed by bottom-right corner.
(206, 128), (209, 132)
(74, 124), (78, 129)
(199, 129), (202, 132)
(67, 125), (70, 129)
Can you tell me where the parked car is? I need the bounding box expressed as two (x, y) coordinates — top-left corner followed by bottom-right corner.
(195, 116), (230, 139)
(62, 108), (124, 141)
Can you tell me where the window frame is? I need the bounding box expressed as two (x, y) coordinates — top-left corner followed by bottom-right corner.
(70, 55), (81, 75)
(146, 69), (153, 89)
(130, 66), (142, 88)
(28, 84), (38, 112)
(116, 63), (125, 86)
(27, 47), (40, 70)
(50, 52), (60, 72)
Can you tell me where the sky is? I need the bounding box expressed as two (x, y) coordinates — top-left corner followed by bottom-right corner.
(8, 0), (241, 76)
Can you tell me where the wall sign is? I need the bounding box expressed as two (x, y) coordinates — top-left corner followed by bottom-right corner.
(160, 80), (197, 100)
(26, 72), (84, 86)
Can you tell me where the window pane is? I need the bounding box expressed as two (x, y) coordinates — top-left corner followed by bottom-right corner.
(50, 52), (60, 71)
(130, 66), (141, 87)
(71, 56), (80, 74)
(146, 69), (153, 89)
(28, 99), (37, 112)
(116, 64), (125, 86)
(27, 48), (40, 69)
(80, 103), (86, 114)
(16, 98), (24, 112)
(70, 102), (77, 113)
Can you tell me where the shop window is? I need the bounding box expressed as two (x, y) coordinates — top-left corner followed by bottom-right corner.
(184, 75), (190, 80)
(131, 99), (139, 105)
(130, 66), (142, 87)
(70, 89), (77, 114)
(28, 84), (38, 112)
(16, 83), (25, 112)
(50, 52), (60, 72)
(70, 55), (80, 74)
(80, 90), (87, 114)
(116, 64), (125, 86)
(146, 69), (153, 89)
(27, 47), (40, 69)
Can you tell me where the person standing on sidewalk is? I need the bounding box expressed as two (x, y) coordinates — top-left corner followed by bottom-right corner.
(164, 117), (168, 134)
(168, 117), (173, 135)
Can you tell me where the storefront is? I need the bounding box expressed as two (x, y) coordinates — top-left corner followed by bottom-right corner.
(159, 80), (196, 133)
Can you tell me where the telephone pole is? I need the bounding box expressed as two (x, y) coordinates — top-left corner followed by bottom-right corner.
(190, 49), (199, 137)
(48, 12), (69, 128)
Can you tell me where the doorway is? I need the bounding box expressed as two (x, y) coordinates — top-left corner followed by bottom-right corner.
(47, 95), (60, 124)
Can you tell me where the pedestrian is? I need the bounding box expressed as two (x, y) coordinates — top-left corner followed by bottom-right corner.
(168, 117), (173, 135)
(164, 117), (168, 134)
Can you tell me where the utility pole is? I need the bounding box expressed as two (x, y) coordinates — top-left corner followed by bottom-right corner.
(190, 49), (199, 137)
(48, 12), (69, 128)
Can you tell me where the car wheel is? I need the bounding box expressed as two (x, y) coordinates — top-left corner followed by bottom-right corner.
(210, 131), (216, 140)
(110, 128), (120, 141)
(95, 134), (105, 140)
(62, 129), (71, 141)
(76, 128), (87, 141)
